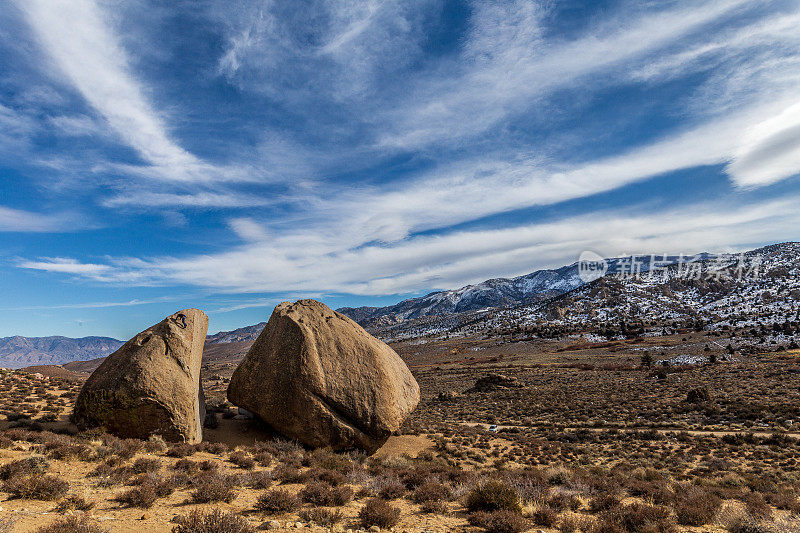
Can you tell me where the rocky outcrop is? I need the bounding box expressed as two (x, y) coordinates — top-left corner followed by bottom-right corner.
(466, 373), (524, 393)
(73, 309), (208, 443)
(227, 300), (420, 452)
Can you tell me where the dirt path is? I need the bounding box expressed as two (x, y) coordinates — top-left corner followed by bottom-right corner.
(460, 421), (800, 439)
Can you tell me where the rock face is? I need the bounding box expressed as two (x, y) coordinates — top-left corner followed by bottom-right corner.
(466, 373), (524, 393)
(227, 300), (420, 452)
(73, 309), (209, 443)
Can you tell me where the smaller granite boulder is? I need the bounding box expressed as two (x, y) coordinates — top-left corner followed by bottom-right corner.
(73, 309), (209, 443)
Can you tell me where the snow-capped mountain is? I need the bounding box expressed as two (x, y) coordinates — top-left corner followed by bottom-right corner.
(338, 253), (705, 327)
(205, 322), (266, 344)
(361, 242), (799, 342)
(338, 265), (583, 326)
(502, 242), (800, 329)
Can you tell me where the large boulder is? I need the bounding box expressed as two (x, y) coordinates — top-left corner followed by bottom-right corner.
(227, 300), (420, 452)
(73, 309), (208, 443)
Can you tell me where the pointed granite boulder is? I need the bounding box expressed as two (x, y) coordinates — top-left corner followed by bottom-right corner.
(227, 300), (420, 452)
(73, 309), (209, 443)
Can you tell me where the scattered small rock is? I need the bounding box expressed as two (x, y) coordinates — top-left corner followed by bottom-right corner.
(437, 390), (459, 401)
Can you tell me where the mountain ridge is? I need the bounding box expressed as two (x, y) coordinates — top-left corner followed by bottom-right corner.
(335, 253), (715, 326)
(6, 242), (796, 368)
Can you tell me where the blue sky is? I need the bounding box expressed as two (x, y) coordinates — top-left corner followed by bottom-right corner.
(1, 0), (800, 339)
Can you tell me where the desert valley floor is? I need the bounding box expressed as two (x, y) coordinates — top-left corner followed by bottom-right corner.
(1, 330), (799, 532)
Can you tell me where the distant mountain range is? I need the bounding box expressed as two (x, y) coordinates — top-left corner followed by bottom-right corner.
(0, 336), (124, 369)
(369, 242), (800, 341)
(336, 254), (711, 327)
(205, 322), (266, 344)
(5, 243), (796, 368)
(2, 321), (268, 370)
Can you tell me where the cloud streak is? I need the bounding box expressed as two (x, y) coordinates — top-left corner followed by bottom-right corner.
(4, 0), (800, 321)
(0, 207), (81, 233)
(16, 0), (217, 182)
(22, 192), (800, 296)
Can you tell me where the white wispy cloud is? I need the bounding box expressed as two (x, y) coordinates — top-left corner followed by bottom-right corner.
(101, 191), (277, 209)
(727, 101), (800, 187)
(378, 0), (757, 149)
(0, 296), (181, 311)
(6, 0), (800, 307)
(22, 192), (799, 296)
(19, 257), (111, 275)
(0, 206), (80, 233)
(16, 0), (221, 183)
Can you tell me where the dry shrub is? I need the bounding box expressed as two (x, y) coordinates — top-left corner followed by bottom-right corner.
(272, 463), (304, 484)
(468, 510), (531, 533)
(558, 514), (596, 533)
(309, 467), (347, 486)
(598, 503), (676, 533)
(246, 470), (273, 489)
(254, 488), (300, 515)
(305, 447), (354, 472)
(131, 457), (161, 474)
(765, 491), (800, 513)
(253, 451), (272, 466)
(421, 499), (449, 514)
(228, 450), (255, 470)
(0, 456), (49, 480)
(299, 480), (352, 506)
(115, 483), (158, 508)
(675, 490), (722, 526)
(299, 508), (344, 527)
(548, 491), (582, 511)
(330, 485), (355, 506)
(4, 474), (68, 500)
(589, 493), (622, 512)
(411, 480), (451, 503)
(531, 505), (559, 527)
(55, 494), (95, 512)
(171, 509), (254, 533)
(191, 472), (237, 503)
(106, 437), (142, 460)
(377, 478), (407, 499)
(144, 435), (168, 453)
(466, 480), (522, 513)
(174, 458), (217, 473)
(359, 498), (401, 529)
(35, 514), (108, 533)
(743, 492), (773, 520)
(300, 481), (334, 505)
(115, 474), (175, 509)
(167, 443), (196, 458)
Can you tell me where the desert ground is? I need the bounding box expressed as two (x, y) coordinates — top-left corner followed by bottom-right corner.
(1, 331), (799, 532)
